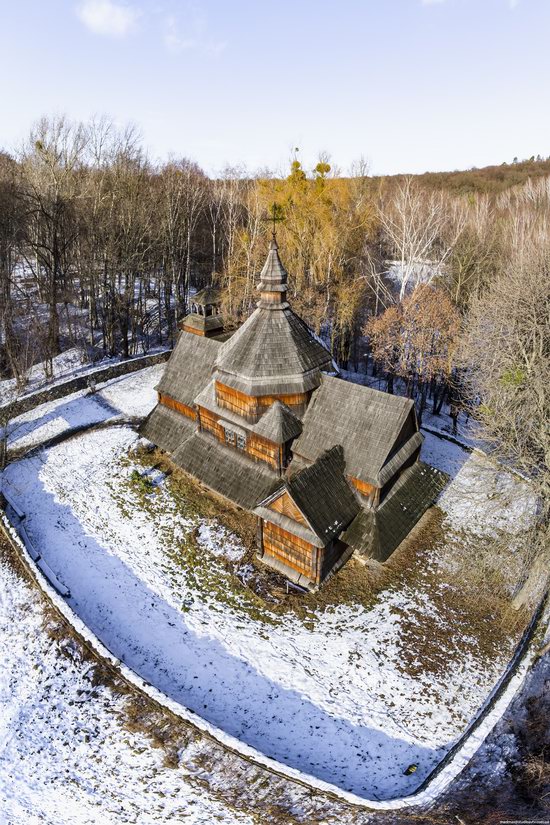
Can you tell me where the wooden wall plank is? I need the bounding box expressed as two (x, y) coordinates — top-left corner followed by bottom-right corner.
(269, 491), (309, 526)
(159, 393), (197, 420)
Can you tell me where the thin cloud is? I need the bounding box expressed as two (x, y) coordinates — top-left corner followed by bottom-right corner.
(421, 0), (446, 5)
(163, 15), (196, 53)
(162, 13), (225, 57)
(77, 0), (140, 38)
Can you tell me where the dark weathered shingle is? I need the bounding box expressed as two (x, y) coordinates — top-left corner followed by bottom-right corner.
(292, 375), (416, 486)
(287, 446), (361, 543)
(257, 446), (361, 545)
(173, 431), (280, 510)
(341, 462), (448, 562)
(156, 333), (220, 407)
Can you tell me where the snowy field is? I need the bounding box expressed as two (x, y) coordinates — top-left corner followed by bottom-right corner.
(0, 558), (256, 825)
(1, 367), (538, 802)
(1, 344), (171, 407)
(7, 365), (164, 455)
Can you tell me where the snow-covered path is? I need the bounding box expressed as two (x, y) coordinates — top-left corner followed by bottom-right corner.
(0, 560), (256, 825)
(2, 366), (538, 802)
(7, 364), (163, 454)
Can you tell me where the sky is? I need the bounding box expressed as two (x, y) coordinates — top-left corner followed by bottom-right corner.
(1, 0), (549, 176)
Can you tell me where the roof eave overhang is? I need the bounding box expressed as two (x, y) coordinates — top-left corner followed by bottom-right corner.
(254, 504), (325, 547)
(215, 368), (323, 398)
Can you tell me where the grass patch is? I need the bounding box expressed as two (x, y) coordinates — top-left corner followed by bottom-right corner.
(115, 442), (532, 682)
(383, 509), (530, 679)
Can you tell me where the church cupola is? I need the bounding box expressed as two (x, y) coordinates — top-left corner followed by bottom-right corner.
(257, 237), (289, 309)
(180, 285), (225, 338)
(213, 238), (334, 409)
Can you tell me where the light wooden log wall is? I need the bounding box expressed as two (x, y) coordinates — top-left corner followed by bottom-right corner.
(349, 475), (379, 505)
(269, 491), (308, 526)
(198, 406), (224, 440)
(197, 406), (281, 470)
(263, 521), (320, 581)
(181, 324), (205, 336)
(246, 432), (280, 470)
(158, 392), (197, 420)
(215, 381), (309, 421)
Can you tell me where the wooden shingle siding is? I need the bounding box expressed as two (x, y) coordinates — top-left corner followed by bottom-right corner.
(263, 521), (319, 581)
(269, 491), (309, 526)
(159, 392), (197, 421)
(349, 475), (380, 506)
(198, 406), (224, 440)
(247, 432), (279, 469)
(181, 324), (205, 336)
(349, 476), (376, 497)
(215, 381), (308, 421)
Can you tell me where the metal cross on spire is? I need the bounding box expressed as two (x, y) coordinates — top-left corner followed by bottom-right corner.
(264, 202), (285, 243)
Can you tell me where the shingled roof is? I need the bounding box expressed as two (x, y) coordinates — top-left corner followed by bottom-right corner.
(173, 431), (281, 510)
(341, 462), (448, 562)
(253, 401), (302, 443)
(156, 333), (219, 407)
(214, 307), (334, 397)
(291, 375), (417, 486)
(141, 404), (195, 455)
(193, 286), (221, 306)
(255, 446), (360, 546)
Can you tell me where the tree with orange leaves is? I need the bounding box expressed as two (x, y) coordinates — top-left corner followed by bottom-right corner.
(365, 285), (461, 424)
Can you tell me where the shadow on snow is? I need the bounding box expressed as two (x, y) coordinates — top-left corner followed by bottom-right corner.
(3, 441), (447, 802)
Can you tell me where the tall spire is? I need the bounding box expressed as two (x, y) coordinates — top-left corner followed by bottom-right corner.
(257, 237), (289, 309)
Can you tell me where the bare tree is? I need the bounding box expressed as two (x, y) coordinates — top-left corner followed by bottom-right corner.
(378, 177), (465, 300)
(461, 237), (550, 504)
(19, 115), (88, 375)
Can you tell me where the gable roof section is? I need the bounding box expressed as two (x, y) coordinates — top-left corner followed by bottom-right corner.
(256, 446), (360, 546)
(172, 431), (280, 510)
(341, 462), (448, 562)
(254, 401), (302, 443)
(214, 306), (333, 396)
(156, 332), (220, 408)
(292, 375), (415, 486)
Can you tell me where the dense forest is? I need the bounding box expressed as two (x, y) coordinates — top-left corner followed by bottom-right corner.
(0, 114), (548, 506)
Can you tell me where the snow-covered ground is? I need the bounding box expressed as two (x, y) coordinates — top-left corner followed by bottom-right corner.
(7, 365), (163, 455)
(0, 560), (256, 825)
(0, 345), (170, 407)
(1, 368), (539, 801)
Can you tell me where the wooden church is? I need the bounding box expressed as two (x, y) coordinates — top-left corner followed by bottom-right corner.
(143, 240), (446, 589)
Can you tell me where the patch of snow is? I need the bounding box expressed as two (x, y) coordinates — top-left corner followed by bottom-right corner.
(7, 365), (164, 453)
(0, 561), (255, 825)
(197, 523), (246, 561)
(2, 420), (523, 800)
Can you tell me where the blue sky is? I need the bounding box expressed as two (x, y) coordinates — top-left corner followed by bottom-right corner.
(1, 0), (549, 175)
